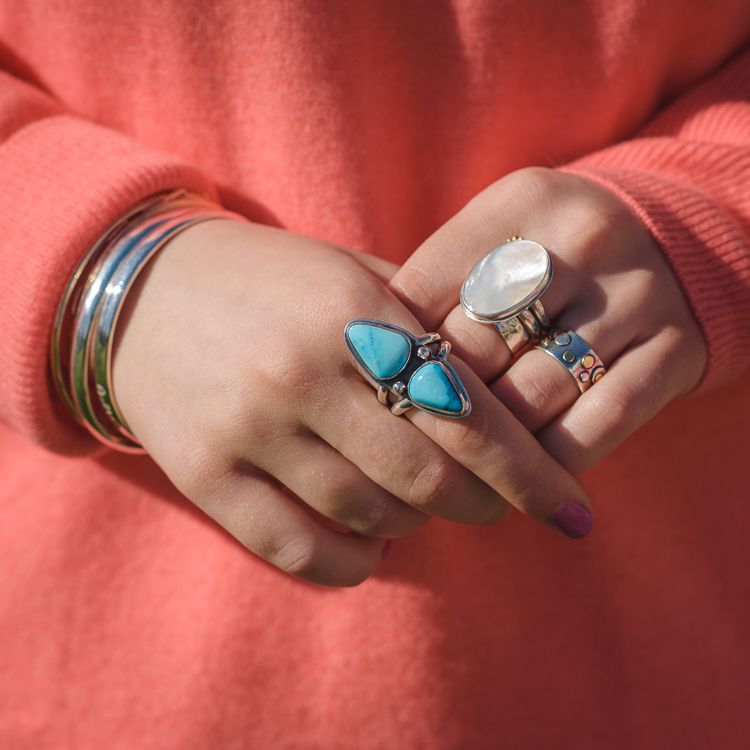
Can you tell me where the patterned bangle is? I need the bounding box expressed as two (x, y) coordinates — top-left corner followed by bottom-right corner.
(51, 189), (247, 453)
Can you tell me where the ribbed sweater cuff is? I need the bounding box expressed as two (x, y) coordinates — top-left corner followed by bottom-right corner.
(560, 159), (750, 393)
(0, 114), (219, 455)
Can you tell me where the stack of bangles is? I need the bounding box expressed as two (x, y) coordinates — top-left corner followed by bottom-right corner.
(50, 188), (246, 453)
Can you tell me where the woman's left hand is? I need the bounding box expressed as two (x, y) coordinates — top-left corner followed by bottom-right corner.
(389, 167), (707, 474)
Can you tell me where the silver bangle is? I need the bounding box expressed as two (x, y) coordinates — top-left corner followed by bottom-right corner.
(70, 205), (207, 450)
(50, 189), (179, 420)
(92, 209), (237, 444)
(53, 189), (246, 453)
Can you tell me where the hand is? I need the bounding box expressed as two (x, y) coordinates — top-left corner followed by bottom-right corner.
(111, 218), (592, 587)
(389, 167), (707, 480)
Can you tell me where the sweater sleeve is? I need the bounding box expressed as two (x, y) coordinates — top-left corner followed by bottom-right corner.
(559, 47), (750, 393)
(0, 69), (219, 456)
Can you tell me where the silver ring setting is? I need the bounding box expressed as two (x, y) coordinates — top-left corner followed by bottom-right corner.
(344, 318), (471, 418)
(460, 236), (553, 354)
(535, 330), (606, 393)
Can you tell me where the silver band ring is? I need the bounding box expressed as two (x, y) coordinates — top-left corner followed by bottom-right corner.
(534, 330), (606, 393)
(344, 318), (471, 418)
(461, 236), (553, 355)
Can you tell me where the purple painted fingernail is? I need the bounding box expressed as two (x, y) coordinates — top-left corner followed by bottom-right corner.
(550, 502), (593, 539)
(380, 539), (393, 560)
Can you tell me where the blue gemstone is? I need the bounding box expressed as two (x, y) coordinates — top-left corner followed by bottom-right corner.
(408, 362), (464, 414)
(346, 323), (411, 380)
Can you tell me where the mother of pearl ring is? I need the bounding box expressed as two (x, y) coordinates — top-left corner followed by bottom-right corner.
(460, 236), (553, 355)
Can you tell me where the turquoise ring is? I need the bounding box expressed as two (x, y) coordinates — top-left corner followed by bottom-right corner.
(344, 318), (471, 418)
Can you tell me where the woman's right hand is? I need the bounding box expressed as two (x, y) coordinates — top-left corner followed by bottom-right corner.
(112, 218), (590, 587)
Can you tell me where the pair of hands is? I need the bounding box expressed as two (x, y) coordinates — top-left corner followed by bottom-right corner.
(111, 167), (706, 587)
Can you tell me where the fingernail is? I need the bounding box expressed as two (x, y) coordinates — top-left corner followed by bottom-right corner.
(549, 502), (593, 539)
(380, 539), (393, 560)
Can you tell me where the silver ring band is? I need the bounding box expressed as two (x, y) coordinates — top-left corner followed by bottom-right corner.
(534, 330), (606, 393)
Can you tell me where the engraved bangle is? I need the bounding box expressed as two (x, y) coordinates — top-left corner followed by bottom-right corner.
(50, 188), (210, 418)
(70, 205), (209, 450)
(52, 189), (247, 452)
(50, 189), (179, 419)
(92, 205), (242, 444)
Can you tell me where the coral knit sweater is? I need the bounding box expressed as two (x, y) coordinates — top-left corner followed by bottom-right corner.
(1, 2), (750, 748)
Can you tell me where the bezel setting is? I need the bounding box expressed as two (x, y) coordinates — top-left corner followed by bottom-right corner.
(344, 318), (471, 418)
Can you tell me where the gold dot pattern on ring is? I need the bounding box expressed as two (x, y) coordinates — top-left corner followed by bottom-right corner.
(539, 332), (606, 391)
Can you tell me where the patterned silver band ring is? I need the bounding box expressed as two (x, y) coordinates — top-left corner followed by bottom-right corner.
(534, 330), (606, 393)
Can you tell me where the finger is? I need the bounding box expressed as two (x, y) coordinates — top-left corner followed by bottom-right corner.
(387, 172), (576, 329)
(259, 432), (429, 539)
(387, 195), (511, 328)
(311, 378), (511, 526)
(197, 467), (387, 588)
(406, 358), (594, 539)
(537, 330), (690, 474)
(489, 294), (639, 433)
(435, 254), (584, 381)
(339, 247), (399, 284)
(437, 306), (512, 381)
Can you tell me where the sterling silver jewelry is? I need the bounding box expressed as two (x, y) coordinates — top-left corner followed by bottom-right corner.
(534, 330), (606, 393)
(344, 319), (471, 418)
(71, 209), (196, 450)
(91, 208), (227, 443)
(460, 236), (553, 355)
(52, 189), (246, 453)
(50, 190), (176, 423)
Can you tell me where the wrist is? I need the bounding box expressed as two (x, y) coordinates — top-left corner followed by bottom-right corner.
(50, 189), (246, 452)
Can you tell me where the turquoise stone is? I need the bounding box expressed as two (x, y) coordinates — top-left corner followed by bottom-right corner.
(408, 362), (463, 414)
(346, 323), (411, 380)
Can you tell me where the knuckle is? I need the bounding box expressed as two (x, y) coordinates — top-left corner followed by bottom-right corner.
(319, 283), (362, 319)
(393, 263), (435, 307)
(624, 268), (661, 309)
(406, 457), (457, 511)
(193, 366), (286, 451)
(269, 533), (319, 577)
(437, 408), (492, 457)
(323, 477), (390, 536)
(447, 318), (501, 375)
(500, 366), (560, 422)
(172, 440), (236, 503)
(347, 503), (391, 537)
(491, 166), (557, 205)
(318, 264), (389, 321)
(587, 386), (630, 426)
(219, 395), (283, 453)
(262, 353), (325, 394)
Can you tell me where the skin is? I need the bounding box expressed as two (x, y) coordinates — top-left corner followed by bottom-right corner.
(112, 167), (706, 588)
(389, 167), (707, 474)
